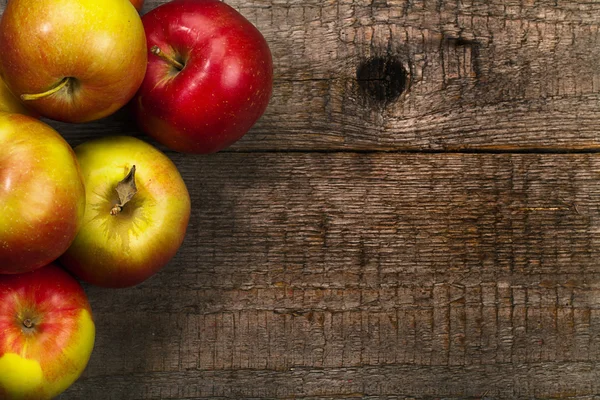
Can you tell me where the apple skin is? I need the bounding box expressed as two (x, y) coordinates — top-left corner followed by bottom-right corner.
(134, 0), (273, 154)
(0, 0), (147, 123)
(0, 112), (86, 275)
(0, 263), (95, 400)
(0, 73), (34, 116)
(60, 136), (191, 288)
(130, 0), (144, 11)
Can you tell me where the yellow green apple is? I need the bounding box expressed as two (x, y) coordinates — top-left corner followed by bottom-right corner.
(0, 263), (95, 399)
(0, 112), (85, 274)
(60, 136), (191, 288)
(0, 0), (147, 123)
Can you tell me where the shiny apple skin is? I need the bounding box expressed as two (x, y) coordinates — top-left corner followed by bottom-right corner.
(0, 0), (147, 123)
(60, 136), (191, 288)
(0, 112), (86, 274)
(134, 0), (273, 154)
(0, 264), (95, 399)
(0, 74), (34, 116)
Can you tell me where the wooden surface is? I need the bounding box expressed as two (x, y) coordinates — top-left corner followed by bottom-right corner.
(4, 0), (599, 398)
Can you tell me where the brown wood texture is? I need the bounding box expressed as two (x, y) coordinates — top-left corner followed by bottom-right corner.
(0, 0), (597, 398)
(58, 153), (600, 399)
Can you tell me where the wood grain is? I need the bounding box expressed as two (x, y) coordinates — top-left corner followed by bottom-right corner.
(58, 153), (600, 399)
(23, 0), (600, 151)
(2, 0), (600, 398)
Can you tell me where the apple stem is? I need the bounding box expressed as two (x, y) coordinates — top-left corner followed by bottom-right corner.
(151, 45), (184, 71)
(20, 77), (71, 101)
(111, 165), (138, 216)
(23, 319), (33, 329)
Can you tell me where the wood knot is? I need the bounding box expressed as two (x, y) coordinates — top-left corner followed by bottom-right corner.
(356, 56), (407, 105)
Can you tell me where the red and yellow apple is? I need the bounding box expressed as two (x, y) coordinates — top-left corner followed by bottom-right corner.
(0, 112), (85, 275)
(60, 136), (191, 288)
(0, 0), (147, 123)
(134, 0), (273, 153)
(0, 263), (95, 399)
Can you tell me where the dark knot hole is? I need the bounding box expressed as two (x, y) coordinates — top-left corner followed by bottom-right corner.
(356, 57), (407, 104)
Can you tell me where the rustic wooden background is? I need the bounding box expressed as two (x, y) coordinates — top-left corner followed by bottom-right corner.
(5, 0), (599, 398)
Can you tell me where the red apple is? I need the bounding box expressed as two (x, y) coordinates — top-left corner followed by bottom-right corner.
(133, 0), (273, 154)
(0, 264), (95, 399)
(0, 0), (147, 123)
(0, 112), (85, 275)
(60, 136), (191, 288)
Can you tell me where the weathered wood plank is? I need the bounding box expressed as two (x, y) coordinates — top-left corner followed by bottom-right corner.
(60, 364), (600, 399)
(3, 0), (600, 398)
(8, 0), (599, 151)
(58, 153), (600, 399)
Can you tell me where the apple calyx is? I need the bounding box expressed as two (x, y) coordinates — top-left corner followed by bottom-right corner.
(110, 165), (138, 216)
(151, 46), (184, 71)
(20, 315), (39, 333)
(20, 77), (72, 101)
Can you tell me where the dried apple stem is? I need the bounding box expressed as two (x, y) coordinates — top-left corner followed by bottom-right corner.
(21, 77), (70, 101)
(22, 319), (33, 329)
(111, 165), (138, 216)
(151, 45), (184, 71)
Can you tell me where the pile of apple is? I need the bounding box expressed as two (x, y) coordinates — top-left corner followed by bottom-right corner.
(0, 0), (272, 398)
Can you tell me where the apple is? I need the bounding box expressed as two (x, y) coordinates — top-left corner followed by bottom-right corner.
(60, 136), (191, 288)
(130, 0), (144, 11)
(0, 73), (33, 116)
(0, 263), (95, 399)
(0, 112), (85, 275)
(0, 0), (147, 123)
(133, 0), (273, 154)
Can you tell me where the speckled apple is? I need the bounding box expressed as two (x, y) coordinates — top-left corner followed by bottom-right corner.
(0, 0), (147, 123)
(133, 0), (273, 154)
(0, 112), (85, 274)
(60, 136), (191, 288)
(0, 264), (95, 399)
